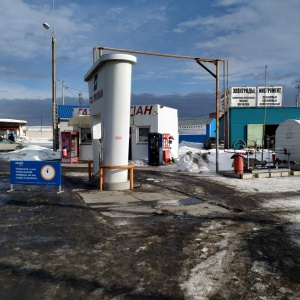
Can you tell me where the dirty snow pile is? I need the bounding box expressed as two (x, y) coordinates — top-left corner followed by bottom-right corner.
(17, 136), (52, 144)
(1, 137), (231, 172)
(129, 141), (236, 173)
(0, 138), (274, 175)
(0, 136), (59, 162)
(173, 141), (235, 173)
(3, 138), (298, 195)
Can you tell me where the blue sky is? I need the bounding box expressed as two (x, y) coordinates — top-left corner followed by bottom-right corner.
(0, 0), (300, 125)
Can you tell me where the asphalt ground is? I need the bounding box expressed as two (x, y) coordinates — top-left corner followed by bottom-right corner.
(0, 160), (227, 299)
(1, 160), (300, 299)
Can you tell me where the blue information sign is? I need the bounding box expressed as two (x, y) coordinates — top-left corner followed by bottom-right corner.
(10, 161), (61, 186)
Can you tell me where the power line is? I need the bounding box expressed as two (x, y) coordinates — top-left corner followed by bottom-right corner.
(60, 1), (179, 79)
(113, 0), (179, 47)
(65, 87), (88, 105)
(65, 85), (88, 92)
(131, 96), (215, 101)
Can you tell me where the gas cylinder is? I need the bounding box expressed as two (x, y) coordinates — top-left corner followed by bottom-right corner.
(234, 155), (244, 173)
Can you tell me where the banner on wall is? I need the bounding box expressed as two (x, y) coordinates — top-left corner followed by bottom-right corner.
(179, 125), (206, 135)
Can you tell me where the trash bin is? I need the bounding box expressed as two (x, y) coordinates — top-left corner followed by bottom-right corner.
(231, 154), (244, 173)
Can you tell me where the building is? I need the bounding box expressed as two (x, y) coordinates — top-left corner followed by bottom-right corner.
(220, 106), (300, 149)
(178, 118), (216, 143)
(218, 85), (300, 148)
(130, 104), (178, 161)
(23, 126), (52, 139)
(0, 119), (27, 138)
(57, 105), (92, 161)
(57, 103), (179, 163)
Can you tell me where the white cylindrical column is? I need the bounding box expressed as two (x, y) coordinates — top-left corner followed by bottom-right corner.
(84, 53), (136, 190)
(101, 54), (136, 190)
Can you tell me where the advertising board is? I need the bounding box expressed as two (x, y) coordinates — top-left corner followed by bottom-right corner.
(9, 161), (62, 192)
(221, 86), (283, 108)
(257, 86), (283, 107)
(229, 87), (257, 107)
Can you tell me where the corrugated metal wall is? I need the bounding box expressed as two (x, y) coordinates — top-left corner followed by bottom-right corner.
(220, 107), (300, 148)
(178, 119), (216, 143)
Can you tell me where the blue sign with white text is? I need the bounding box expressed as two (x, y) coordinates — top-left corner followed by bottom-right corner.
(10, 161), (61, 186)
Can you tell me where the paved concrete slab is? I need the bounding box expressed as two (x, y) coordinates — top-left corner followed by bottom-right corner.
(78, 188), (228, 219)
(220, 168), (293, 179)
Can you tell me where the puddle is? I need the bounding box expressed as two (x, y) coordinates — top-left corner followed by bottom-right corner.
(16, 235), (58, 245)
(179, 198), (203, 206)
(157, 198), (203, 206)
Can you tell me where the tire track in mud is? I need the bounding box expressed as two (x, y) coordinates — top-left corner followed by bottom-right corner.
(134, 170), (300, 299)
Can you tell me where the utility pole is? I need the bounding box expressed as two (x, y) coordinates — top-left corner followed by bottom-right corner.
(296, 80), (300, 107)
(79, 93), (82, 106)
(62, 80), (65, 105)
(43, 0), (58, 151)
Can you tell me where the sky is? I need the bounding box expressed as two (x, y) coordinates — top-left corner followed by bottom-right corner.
(0, 0), (300, 125)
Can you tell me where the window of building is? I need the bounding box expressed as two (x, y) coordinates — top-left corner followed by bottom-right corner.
(81, 128), (92, 144)
(137, 127), (150, 143)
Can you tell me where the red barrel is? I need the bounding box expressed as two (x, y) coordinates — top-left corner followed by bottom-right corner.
(234, 155), (244, 173)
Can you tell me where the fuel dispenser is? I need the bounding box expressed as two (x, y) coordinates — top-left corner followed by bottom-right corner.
(163, 133), (174, 163)
(61, 131), (79, 163)
(148, 133), (163, 166)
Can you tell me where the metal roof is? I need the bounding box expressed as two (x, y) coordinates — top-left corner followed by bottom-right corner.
(178, 118), (214, 126)
(58, 105), (89, 119)
(0, 119), (27, 124)
(68, 115), (90, 127)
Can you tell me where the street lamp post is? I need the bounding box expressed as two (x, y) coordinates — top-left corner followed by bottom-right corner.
(43, 22), (59, 151)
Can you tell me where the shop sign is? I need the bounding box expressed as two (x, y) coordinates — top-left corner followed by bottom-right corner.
(229, 87), (257, 107)
(73, 108), (90, 116)
(257, 86), (283, 107)
(131, 105), (153, 115)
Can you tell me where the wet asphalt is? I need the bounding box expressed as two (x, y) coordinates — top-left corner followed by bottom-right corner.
(0, 160), (210, 299)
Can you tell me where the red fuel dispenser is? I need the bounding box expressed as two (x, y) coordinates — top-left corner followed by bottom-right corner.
(61, 131), (80, 163)
(162, 134), (174, 163)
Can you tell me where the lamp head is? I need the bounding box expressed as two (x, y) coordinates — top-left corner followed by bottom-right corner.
(43, 23), (50, 29)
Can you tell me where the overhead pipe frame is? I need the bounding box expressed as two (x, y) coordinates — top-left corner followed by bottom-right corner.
(92, 46), (228, 174)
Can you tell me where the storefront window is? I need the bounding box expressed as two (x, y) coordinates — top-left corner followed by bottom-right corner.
(138, 127), (150, 143)
(81, 128), (92, 144)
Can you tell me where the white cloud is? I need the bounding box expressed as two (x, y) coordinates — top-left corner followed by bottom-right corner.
(0, 0), (299, 104)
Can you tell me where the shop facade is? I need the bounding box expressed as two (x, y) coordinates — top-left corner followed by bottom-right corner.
(130, 104), (178, 161)
(0, 119), (27, 138)
(57, 105), (92, 161)
(220, 107), (300, 149)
